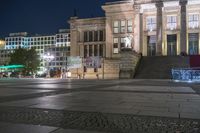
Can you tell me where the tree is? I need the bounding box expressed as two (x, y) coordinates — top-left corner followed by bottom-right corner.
(9, 47), (40, 75)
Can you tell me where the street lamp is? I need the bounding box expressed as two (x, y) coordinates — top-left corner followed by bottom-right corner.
(43, 53), (54, 78)
(61, 51), (67, 79)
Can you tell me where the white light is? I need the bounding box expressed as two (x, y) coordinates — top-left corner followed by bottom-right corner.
(37, 71), (44, 75)
(188, 0), (200, 5)
(43, 53), (54, 61)
(141, 4), (155, 10)
(164, 1), (179, 7)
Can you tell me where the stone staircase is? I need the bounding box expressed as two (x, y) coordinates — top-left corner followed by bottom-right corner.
(134, 56), (190, 79)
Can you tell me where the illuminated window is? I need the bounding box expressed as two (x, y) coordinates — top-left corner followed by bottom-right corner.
(189, 14), (199, 29)
(113, 38), (119, 53)
(127, 20), (133, 33)
(120, 20), (126, 33)
(120, 38), (125, 49)
(146, 17), (156, 31)
(167, 16), (177, 30)
(113, 21), (119, 33)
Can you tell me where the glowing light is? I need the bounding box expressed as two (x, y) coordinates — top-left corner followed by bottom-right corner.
(172, 68), (200, 83)
(164, 1), (179, 7)
(0, 40), (5, 45)
(188, 0), (200, 5)
(43, 53), (54, 61)
(0, 65), (24, 69)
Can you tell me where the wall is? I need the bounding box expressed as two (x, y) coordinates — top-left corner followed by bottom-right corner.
(70, 58), (120, 79)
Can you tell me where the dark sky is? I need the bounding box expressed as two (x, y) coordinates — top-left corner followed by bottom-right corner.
(0, 0), (119, 38)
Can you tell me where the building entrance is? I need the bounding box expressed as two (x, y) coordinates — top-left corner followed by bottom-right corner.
(188, 33), (199, 55)
(167, 34), (177, 56)
(147, 36), (156, 56)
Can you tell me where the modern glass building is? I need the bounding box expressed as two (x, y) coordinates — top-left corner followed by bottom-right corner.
(3, 30), (70, 74)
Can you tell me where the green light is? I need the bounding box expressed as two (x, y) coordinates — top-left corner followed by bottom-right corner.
(0, 65), (24, 69)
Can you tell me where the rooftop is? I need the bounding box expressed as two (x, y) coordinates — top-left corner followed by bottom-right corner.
(105, 0), (133, 5)
(6, 29), (70, 38)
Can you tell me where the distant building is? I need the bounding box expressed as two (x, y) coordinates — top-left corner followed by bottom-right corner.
(0, 49), (13, 66)
(69, 17), (105, 58)
(3, 30), (70, 74)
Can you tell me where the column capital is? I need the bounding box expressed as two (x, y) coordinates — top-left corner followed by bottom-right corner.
(155, 1), (163, 8)
(179, 0), (188, 6)
(134, 5), (141, 13)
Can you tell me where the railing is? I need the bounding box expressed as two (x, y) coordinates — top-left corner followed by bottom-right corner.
(172, 68), (200, 82)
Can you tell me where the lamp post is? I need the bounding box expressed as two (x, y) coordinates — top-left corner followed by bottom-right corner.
(43, 53), (54, 78)
(61, 51), (67, 79)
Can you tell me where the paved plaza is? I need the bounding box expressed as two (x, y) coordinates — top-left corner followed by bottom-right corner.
(0, 79), (199, 133)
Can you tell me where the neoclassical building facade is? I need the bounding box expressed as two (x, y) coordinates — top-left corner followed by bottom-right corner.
(69, 0), (200, 58)
(68, 0), (200, 78)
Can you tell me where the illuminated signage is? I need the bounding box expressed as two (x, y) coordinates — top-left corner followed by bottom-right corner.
(84, 57), (101, 68)
(172, 68), (200, 82)
(67, 56), (82, 68)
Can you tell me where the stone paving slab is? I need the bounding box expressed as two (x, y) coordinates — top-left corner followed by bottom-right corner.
(0, 89), (200, 119)
(0, 88), (53, 96)
(0, 122), (105, 133)
(0, 91), (200, 118)
(102, 85), (195, 93)
(0, 107), (199, 133)
(0, 79), (200, 132)
(0, 122), (57, 133)
(9, 84), (94, 90)
(52, 128), (105, 133)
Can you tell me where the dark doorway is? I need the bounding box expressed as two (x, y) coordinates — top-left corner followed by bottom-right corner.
(167, 34), (177, 56)
(147, 36), (156, 56)
(188, 33), (199, 55)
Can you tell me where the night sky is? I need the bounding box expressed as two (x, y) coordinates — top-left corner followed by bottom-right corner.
(0, 0), (119, 38)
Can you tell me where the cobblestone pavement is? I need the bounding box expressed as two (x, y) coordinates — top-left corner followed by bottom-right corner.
(0, 79), (199, 133)
(0, 106), (199, 133)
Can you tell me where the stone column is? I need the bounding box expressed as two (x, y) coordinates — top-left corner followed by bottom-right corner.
(156, 2), (163, 55)
(179, 0), (188, 54)
(140, 13), (143, 55)
(105, 18), (112, 58)
(134, 5), (141, 53)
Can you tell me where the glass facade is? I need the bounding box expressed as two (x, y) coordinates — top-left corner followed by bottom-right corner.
(188, 33), (199, 55)
(4, 31), (70, 72)
(146, 17), (156, 31)
(167, 16), (177, 30)
(188, 14), (199, 29)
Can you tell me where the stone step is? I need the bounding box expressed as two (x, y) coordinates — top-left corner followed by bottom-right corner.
(135, 56), (190, 79)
